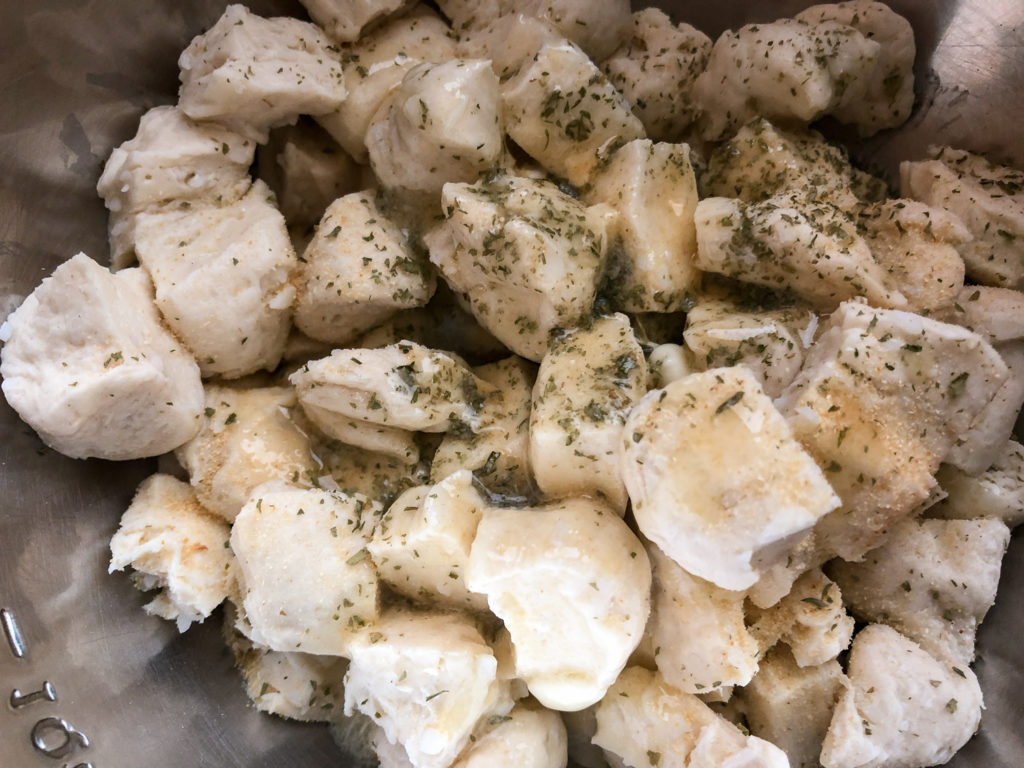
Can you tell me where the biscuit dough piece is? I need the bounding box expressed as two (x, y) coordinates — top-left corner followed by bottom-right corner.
(467, 499), (651, 711)
(622, 367), (840, 591)
(299, 0), (412, 43)
(820, 625), (983, 768)
(294, 192), (435, 345)
(0, 253), (204, 460)
(175, 384), (317, 522)
(343, 610), (514, 768)
(133, 180), (296, 378)
(178, 4), (346, 142)
(231, 487), (380, 656)
(530, 314), (646, 513)
(109, 474), (232, 631)
(930, 439), (1024, 527)
(426, 174), (615, 361)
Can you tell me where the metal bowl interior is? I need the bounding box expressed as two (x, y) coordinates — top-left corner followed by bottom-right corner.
(1, 1), (1022, 766)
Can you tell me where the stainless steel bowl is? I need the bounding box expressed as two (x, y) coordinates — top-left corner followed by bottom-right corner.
(1, 1), (1022, 766)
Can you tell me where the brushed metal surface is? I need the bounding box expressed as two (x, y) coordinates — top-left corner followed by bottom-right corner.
(0, 1), (1021, 766)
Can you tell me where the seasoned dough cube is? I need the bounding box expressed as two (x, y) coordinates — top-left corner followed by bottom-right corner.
(683, 299), (814, 399)
(294, 192), (435, 345)
(292, 341), (494, 435)
(945, 340), (1024, 474)
(740, 648), (845, 768)
(431, 356), (535, 497)
(530, 314), (646, 513)
(316, 414), (422, 464)
(703, 118), (875, 205)
(931, 439), (1024, 527)
(857, 198), (968, 314)
(178, 4), (346, 142)
(795, 0), (916, 135)
(226, 621), (348, 722)
(695, 193), (907, 312)
(647, 343), (700, 389)
(109, 474), (232, 631)
(647, 543), (759, 695)
(602, 9), (710, 141)
(369, 470), (488, 611)
(258, 120), (360, 233)
(0, 254), (204, 460)
(367, 59), (503, 197)
(175, 384), (317, 522)
(133, 180), (296, 378)
(451, 701), (568, 768)
(776, 301), (1009, 565)
(97, 106), (255, 269)
(747, 568), (854, 667)
(317, 7), (457, 163)
(231, 488), (380, 655)
(593, 666), (789, 768)
(901, 146), (1024, 288)
(830, 517), (1010, 666)
(426, 174), (615, 361)
(456, 13), (561, 81)
(300, 0), (412, 43)
(467, 499), (651, 711)
(500, 41), (644, 186)
(622, 367), (840, 591)
(585, 140), (700, 312)
(820, 625), (983, 768)
(343, 610), (514, 768)
(938, 285), (1024, 343)
(693, 18), (881, 141)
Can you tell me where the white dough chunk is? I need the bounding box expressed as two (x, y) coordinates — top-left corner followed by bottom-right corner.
(693, 18), (881, 141)
(931, 439), (1024, 527)
(451, 701), (569, 768)
(794, 0), (916, 135)
(747, 568), (854, 667)
(317, 6), (457, 163)
(175, 384), (317, 522)
(133, 180), (296, 378)
(593, 666), (790, 768)
(857, 198), (968, 314)
(647, 343), (699, 389)
(937, 285), (1024, 344)
(178, 4), (346, 142)
(291, 341), (493, 435)
(467, 499), (651, 711)
(258, 120), (360, 232)
(647, 543), (759, 695)
(622, 367), (840, 591)
(684, 298), (814, 399)
(776, 301), (1009, 565)
(109, 474), (232, 631)
(456, 13), (561, 81)
(227, 621), (348, 722)
(702, 118), (881, 205)
(369, 470), (489, 611)
(367, 59), (503, 197)
(300, 0), (412, 43)
(820, 625), (983, 768)
(500, 41), (644, 186)
(530, 314), (647, 513)
(740, 648), (845, 768)
(427, 174), (615, 360)
(585, 140), (700, 312)
(431, 356), (535, 497)
(695, 193), (907, 312)
(231, 487), (380, 655)
(830, 516), (1010, 666)
(294, 192), (435, 345)
(343, 610), (514, 768)
(946, 340), (1024, 474)
(0, 254), (204, 460)
(602, 9), (711, 141)
(96, 106), (256, 269)
(901, 146), (1024, 288)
